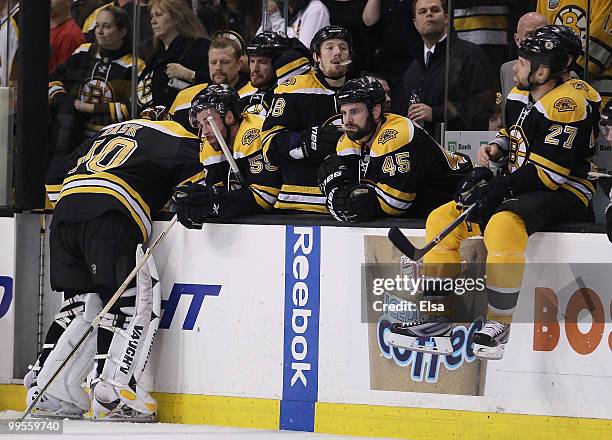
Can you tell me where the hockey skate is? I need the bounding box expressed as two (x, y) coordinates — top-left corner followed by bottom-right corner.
(472, 320), (510, 360)
(92, 381), (157, 423)
(388, 316), (453, 354)
(26, 387), (86, 419)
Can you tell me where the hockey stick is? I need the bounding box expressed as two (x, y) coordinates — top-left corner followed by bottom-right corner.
(207, 116), (244, 185)
(388, 203), (477, 261)
(20, 216), (178, 421)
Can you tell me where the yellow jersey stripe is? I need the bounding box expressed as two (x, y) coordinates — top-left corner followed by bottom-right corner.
(529, 153), (571, 176)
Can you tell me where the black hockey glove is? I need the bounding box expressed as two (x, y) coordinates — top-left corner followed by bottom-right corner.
(459, 174), (515, 225)
(327, 184), (380, 223)
(454, 167), (494, 208)
(172, 183), (216, 229)
(317, 155), (355, 196)
(299, 125), (343, 161)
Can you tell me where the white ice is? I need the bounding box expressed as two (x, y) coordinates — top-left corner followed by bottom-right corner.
(0, 411), (392, 440)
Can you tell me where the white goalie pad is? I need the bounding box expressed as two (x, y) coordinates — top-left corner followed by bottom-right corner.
(36, 314), (96, 412)
(98, 244), (161, 414)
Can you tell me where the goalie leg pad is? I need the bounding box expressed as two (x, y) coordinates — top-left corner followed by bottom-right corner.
(93, 244), (161, 418)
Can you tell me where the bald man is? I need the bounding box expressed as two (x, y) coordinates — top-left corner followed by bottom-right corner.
(499, 12), (548, 113)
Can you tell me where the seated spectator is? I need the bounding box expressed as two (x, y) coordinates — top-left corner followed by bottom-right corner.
(173, 84), (282, 228)
(197, 0), (262, 43)
(362, 0), (419, 114)
(261, 25), (351, 213)
(82, 1), (154, 61)
(240, 31), (313, 116)
(500, 12), (547, 114)
(50, 0), (86, 74)
(164, 30), (246, 132)
(260, 0), (330, 49)
(137, 0), (210, 110)
(48, 5), (144, 164)
(401, 0), (495, 138)
(323, 0), (374, 75)
(318, 76), (472, 222)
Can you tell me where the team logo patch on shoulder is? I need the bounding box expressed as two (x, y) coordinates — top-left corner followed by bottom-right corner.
(378, 129), (399, 145)
(548, 0), (559, 9)
(553, 97), (577, 112)
(571, 81), (589, 92)
(242, 128), (259, 145)
(281, 77), (297, 87)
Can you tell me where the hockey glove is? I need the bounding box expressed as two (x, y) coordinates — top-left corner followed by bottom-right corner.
(299, 125), (343, 161)
(454, 167), (494, 208)
(327, 184), (380, 223)
(317, 155), (355, 196)
(172, 183), (215, 229)
(460, 174), (515, 225)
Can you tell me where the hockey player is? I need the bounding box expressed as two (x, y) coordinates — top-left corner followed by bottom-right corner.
(261, 25), (352, 213)
(239, 31), (312, 117)
(173, 84), (283, 227)
(391, 33), (600, 359)
(27, 118), (204, 420)
(317, 75), (471, 222)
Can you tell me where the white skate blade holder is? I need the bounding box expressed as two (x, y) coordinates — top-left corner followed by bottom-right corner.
(473, 343), (505, 360)
(387, 332), (453, 355)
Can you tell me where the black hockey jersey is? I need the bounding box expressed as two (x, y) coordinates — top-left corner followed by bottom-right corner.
(498, 79), (601, 206)
(336, 114), (472, 218)
(46, 120), (204, 241)
(262, 70), (342, 213)
(168, 83), (209, 134)
(49, 43), (145, 136)
(200, 113), (282, 215)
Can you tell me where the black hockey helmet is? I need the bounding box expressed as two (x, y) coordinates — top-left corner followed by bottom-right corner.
(310, 25), (352, 54)
(534, 25), (582, 60)
(518, 34), (569, 79)
(246, 31), (290, 61)
(189, 84), (240, 128)
(337, 75), (386, 110)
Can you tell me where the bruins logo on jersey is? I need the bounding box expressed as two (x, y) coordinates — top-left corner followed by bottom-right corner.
(378, 129), (399, 145)
(242, 128), (259, 145)
(571, 81), (589, 92)
(554, 97), (577, 112)
(271, 98), (286, 117)
(553, 6), (587, 40)
(281, 77), (297, 87)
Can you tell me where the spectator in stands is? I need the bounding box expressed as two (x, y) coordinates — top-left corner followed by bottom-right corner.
(499, 12), (547, 111)
(260, 0), (330, 49)
(72, 0), (107, 28)
(82, 1), (154, 61)
(0, 0), (18, 86)
(50, 0), (86, 73)
(197, 0), (262, 43)
(261, 25), (350, 213)
(362, 0), (419, 114)
(137, 0), (209, 110)
(48, 5), (144, 164)
(323, 0), (374, 75)
(401, 0), (495, 138)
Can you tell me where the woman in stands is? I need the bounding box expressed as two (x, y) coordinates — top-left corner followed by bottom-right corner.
(137, 0), (210, 111)
(48, 5), (144, 165)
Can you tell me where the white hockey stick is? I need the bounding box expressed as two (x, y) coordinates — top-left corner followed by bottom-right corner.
(207, 116), (244, 185)
(20, 217), (177, 421)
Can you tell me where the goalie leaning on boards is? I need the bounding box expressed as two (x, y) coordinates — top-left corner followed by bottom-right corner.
(390, 29), (601, 360)
(26, 119), (205, 421)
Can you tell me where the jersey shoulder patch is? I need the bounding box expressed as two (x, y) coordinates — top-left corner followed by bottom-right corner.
(234, 114), (264, 157)
(169, 83), (209, 114)
(536, 81), (589, 123)
(273, 72), (332, 95)
(566, 79), (602, 103)
(371, 114), (413, 158)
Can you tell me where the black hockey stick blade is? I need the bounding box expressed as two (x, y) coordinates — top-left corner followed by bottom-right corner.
(388, 203), (477, 261)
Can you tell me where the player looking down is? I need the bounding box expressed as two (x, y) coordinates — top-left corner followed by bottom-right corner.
(317, 75), (471, 222)
(173, 84), (282, 228)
